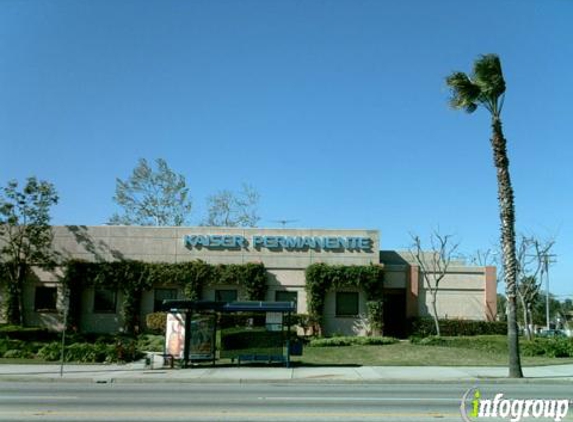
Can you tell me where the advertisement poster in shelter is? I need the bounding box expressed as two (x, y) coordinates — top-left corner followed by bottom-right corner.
(165, 313), (185, 359)
(190, 315), (216, 360)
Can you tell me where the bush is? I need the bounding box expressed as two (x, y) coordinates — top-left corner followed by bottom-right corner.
(37, 338), (142, 363)
(522, 338), (573, 358)
(309, 336), (398, 347)
(37, 342), (61, 361)
(137, 334), (165, 353)
(0, 325), (59, 342)
(145, 313), (167, 334)
(410, 335), (508, 354)
(221, 328), (284, 350)
(407, 318), (507, 337)
(3, 349), (34, 359)
(0, 338), (22, 356)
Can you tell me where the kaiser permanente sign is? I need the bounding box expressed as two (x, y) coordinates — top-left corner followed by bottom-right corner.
(184, 234), (373, 251)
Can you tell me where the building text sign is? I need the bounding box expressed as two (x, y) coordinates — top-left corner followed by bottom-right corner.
(184, 234), (372, 251)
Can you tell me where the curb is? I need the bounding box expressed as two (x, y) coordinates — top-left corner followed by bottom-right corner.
(1, 375), (572, 385)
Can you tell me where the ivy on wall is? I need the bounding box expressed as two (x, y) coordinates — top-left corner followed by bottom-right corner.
(63, 260), (267, 334)
(305, 263), (384, 336)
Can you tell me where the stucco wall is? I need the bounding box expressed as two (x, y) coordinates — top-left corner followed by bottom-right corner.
(417, 267), (493, 320)
(51, 226), (380, 268)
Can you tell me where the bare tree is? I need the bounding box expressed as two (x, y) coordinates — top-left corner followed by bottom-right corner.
(202, 184), (260, 227)
(409, 231), (460, 336)
(473, 235), (556, 337)
(515, 234), (555, 339)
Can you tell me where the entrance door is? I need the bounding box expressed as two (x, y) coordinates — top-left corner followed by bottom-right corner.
(383, 290), (407, 338)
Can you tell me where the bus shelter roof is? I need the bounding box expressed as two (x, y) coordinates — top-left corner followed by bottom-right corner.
(161, 300), (296, 313)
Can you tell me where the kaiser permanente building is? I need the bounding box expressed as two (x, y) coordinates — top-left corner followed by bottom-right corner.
(8, 227), (496, 337)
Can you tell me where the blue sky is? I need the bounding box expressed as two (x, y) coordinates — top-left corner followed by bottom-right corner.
(1, 0), (571, 298)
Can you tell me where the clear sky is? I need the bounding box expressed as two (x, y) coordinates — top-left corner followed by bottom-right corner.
(1, 0), (571, 298)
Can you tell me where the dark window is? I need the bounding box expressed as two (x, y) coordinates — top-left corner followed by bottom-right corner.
(94, 289), (117, 313)
(215, 289), (237, 303)
(154, 288), (178, 312)
(275, 291), (298, 311)
(35, 286), (57, 312)
(336, 292), (359, 317)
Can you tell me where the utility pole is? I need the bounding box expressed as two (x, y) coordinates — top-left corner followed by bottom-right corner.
(541, 253), (557, 329)
(60, 285), (70, 378)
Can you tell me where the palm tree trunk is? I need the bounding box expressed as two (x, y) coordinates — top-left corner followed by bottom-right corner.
(491, 116), (523, 378)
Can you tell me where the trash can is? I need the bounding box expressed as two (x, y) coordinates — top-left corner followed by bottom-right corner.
(289, 339), (303, 356)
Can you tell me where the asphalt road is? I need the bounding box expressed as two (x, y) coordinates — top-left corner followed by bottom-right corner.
(0, 382), (572, 422)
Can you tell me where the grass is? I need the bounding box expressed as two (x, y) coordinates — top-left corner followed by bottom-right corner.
(291, 335), (573, 367)
(2, 332), (573, 367)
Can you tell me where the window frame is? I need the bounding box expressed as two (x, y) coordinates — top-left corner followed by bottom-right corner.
(215, 289), (238, 303)
(335, 291), (359, 317)
(93, 288), (118, 313)
(275, 290), (298, 311)
(34, 286), (58, 313)
(154, 288), (178, 312)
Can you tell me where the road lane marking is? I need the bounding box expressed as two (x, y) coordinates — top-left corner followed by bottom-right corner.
(0, 395), (78, 400)
(258, 396), (457, 402)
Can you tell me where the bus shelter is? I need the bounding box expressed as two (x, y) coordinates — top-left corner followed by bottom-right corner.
(160, 300), (298, 368)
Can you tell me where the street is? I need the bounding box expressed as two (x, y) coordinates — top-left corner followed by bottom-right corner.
(0, 382), (571, 422)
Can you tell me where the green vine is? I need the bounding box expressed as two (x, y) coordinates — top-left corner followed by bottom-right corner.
(305, 263), (384, 336)
(63, 260), (268, 334)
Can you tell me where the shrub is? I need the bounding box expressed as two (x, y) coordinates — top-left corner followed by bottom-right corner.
(137, 334), (165, 353)
(309, 336), (398, 347)
(3, 349), (34, 359)
(407, 317), (507, 337)
(410, 335), (508, 354)
(221, 328), (284, 350)
(0, 325), (59, 342)
(145, 312), (167, 334)
(0, 338), (22, 355)
(522, 338), (573, 358)
(37, 342), (62, 361)
(37, 338), (142, 363)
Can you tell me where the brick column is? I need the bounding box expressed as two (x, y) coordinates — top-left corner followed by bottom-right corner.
(406, 265), (419, 318)
(485, 266), (497, 321)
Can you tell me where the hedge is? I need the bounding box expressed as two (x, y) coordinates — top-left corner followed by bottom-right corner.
(407, 317), (507, 337)
(521, 338), (573, 358)
(309, 336), (398, 347)
(0, 325), (59, 342)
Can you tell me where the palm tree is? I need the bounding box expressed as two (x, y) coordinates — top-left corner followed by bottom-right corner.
(446, 54), (523, 378)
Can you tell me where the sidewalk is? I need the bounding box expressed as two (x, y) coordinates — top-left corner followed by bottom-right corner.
(1, 361), (572, 384)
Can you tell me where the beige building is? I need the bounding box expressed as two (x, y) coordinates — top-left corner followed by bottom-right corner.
(1, 226), (496, 337)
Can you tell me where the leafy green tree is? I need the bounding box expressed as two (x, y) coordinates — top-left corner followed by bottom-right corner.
(446, 54), (523, 377)
(202, 184), (260, 227)
(109, 158), (192, 226)
(0, 177), (59, 325)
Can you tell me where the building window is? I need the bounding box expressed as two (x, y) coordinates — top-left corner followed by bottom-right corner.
(154, 288), (178, 312)
(34, 286), (58, 312)
(215, 289), (238, 303)
(275, 291), (298, 311)
(336, 292), (359, 317)
(94, 288), (117, 313)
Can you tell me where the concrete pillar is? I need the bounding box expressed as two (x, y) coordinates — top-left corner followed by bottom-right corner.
(485, 266), (497, 321)
(406, 265), (419, 318)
